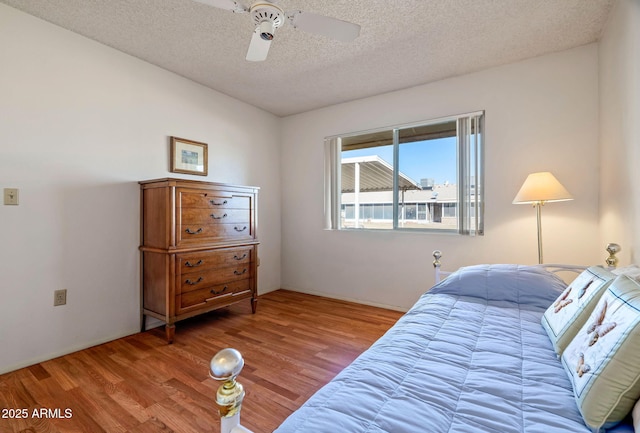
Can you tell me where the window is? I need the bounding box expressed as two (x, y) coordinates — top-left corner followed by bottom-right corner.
(324, 111), (484, 234)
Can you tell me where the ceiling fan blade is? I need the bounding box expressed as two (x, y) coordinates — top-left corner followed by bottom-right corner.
(246, 27), (271, 61)
(289, 11), (360, 42)
(191, 0), (248, 13)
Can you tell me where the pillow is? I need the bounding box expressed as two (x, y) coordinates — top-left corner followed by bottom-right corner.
(561, 275), (640, 430)
(634, 399), (640, 432)
(613, 265), (640, 283)
(541, 266), (616, 355)
(428, 264), (567, 309)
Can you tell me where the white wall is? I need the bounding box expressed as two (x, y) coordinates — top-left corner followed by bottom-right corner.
(281, 44), (601, 311)
(599, 0), (640, 265)
(0, 4), (281, 374)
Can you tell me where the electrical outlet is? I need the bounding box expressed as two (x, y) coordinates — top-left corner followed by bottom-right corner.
(3, 188), (19, 205)
(54, 289), (67, 306)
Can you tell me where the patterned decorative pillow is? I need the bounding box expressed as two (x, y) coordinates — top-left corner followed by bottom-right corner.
(561, 275), (640, 430)
(541, 266), (616, 355)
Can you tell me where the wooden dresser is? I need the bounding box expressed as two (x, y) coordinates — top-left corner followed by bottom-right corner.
(139, 178), (259, 343)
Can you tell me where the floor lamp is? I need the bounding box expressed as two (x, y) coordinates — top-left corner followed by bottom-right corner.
(513, 172), (573, 264)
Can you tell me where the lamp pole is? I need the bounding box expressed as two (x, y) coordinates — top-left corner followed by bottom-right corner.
(535, 201), (544, 264)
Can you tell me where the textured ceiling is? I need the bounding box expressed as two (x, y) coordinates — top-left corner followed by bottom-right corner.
(1, 0), (615, 117)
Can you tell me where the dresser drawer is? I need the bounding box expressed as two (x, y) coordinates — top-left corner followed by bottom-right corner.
(177, 246), (253, 274)
(178, 190), (251, 210)
(177, 223), (252, 246)
(178, 264), (253, 294)
(180, 208), (249, 225)
(176, 279), (252, 314)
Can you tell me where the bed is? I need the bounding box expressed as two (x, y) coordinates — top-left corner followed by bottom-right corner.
(272, 262), (640, 433)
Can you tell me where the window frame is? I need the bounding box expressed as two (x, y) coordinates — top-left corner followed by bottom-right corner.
(324, 111), (484, 235)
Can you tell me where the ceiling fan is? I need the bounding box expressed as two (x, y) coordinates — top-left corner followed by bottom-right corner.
(192, 0), (361, 61)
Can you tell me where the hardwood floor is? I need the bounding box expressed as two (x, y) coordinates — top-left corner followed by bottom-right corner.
(0, 290), (403, 433)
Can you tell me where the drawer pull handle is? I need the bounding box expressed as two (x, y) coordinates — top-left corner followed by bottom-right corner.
(233, 253), (248, 260)
(210, 199), (228, 206)
(185, 260), (203, 267)
(185, 277), (204, 285)
(234, 269), (247, 276)
(234, 226), (247, 232)
(209, 286), (228, 296)
(210, 213), (228, 220)
(185, 228), (203, 235)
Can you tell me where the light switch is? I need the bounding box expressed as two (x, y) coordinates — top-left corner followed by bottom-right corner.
(4, 188), (19, 205)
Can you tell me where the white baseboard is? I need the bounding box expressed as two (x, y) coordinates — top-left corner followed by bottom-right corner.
(278, 285), (408, 313)
(0, 328), (140, 375)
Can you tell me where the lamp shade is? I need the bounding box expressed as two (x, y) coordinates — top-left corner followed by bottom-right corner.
(513, 172), (573, 204)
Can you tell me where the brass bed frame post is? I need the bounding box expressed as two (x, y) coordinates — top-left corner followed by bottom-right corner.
(605, 243), (621, 269)
(210, 348), (254, 433)
(433, 250), (445, 284)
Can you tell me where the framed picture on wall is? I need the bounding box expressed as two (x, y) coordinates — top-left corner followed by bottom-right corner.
(170, 136), (208, 176)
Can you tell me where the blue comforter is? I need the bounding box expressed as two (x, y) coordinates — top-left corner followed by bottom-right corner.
(274, 265), (634, 433)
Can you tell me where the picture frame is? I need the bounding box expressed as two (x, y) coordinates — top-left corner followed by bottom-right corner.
(170, 136), (208, 176)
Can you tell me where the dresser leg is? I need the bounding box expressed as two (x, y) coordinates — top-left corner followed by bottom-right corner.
(251, 297), (257, 314)
(165, 324), (175, 344)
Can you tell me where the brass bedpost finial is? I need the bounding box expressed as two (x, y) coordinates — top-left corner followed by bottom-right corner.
(433, 250), (442, 268)
(605, 243), (621, 269)
(210, 348), (246, 419)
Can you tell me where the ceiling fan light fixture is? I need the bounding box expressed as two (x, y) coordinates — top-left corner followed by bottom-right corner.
(258, 20), (275, 40)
